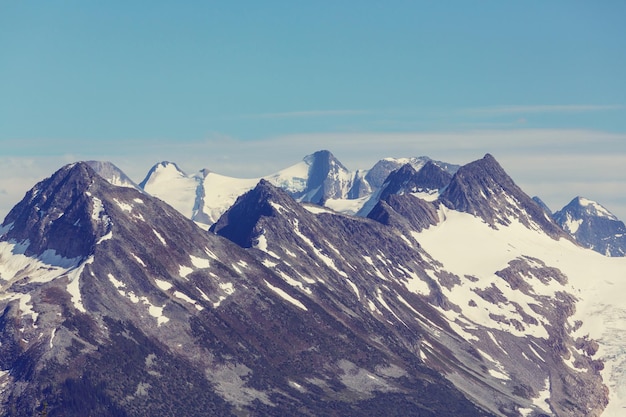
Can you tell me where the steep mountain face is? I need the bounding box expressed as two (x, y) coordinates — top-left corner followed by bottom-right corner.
(2, 163), (112, 259)
(357, 161), (453, 217)
(367, 194), (441, 233)
(213, 179), (609, 417)
(554, 197), (626, 257)
(377, 161), (451, 201)
(440, 154), (567, 239)
(346, 170), (372, 199)
(294, 150), (354, 203)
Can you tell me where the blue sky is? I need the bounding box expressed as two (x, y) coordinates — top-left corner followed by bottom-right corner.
(1, 1), (625, 219)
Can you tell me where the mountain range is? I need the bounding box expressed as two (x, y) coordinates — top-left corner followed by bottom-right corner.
(0, 151), (625, 416)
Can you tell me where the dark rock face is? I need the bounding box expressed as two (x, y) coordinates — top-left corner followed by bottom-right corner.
(365, 158), (411, 190)
(297, 150), (353, 204)
(440, 154), (567, 238)
(554, 197), (626, 256)
(347, 170), (372, 199)
(357, 160), (452, 218)
(364, 157), (458, 191)
(1, 163), (111, 259)
(368, 194), (440, 232)
(378, 161), (452, 202)
(209, 179), (292, 248)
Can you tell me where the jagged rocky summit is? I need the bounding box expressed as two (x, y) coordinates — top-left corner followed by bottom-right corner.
(554, 196), (626, 257)
(0, 153), (625, 416)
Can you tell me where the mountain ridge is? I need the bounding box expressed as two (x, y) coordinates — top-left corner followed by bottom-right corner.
(1, 152), (625, 416)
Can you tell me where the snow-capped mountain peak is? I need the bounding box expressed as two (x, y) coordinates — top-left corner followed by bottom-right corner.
(554, 196), (626, 256)
(574, 196), (618, 221)
(297, 149), (354, 203)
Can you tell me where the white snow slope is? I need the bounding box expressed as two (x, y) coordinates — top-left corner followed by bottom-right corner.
(141, 161), (312, 226)
(415, 207), (626, 417)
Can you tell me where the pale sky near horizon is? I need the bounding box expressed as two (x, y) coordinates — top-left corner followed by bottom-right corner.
(1, 2), (625, 220)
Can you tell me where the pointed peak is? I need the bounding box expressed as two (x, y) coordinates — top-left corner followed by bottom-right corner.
(440, 155), (566, 238)
(462, 153), (504, 173)
(451, 153), (511, 185)
(1, 162), (112, 258)
(139, 161), (187, 189)
(303, 149), (347, 168)
(248, 178), (288, 201)
(378, 161), (451, 200)
(304, 149), (333, 162)
(157, 160), (180, 168)
(211, 179), (301, 247)
(161, 161), (186, 172)
(554, 196), (625, 255)
(395, 163), (419, 176)
(562, 196), (618, 221)
(37, 161), (102, 191)
(155, 161), (186, 174)
(297, 150), (351, 203)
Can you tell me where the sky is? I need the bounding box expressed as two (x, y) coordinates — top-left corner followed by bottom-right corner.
(1, 1), (625, 220)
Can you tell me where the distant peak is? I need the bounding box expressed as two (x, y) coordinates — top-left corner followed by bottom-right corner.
(303, 149), (338, 165)
(157, 161), (184, 171)
(566, 196), (618, 220)
(254, 178), (277, 194)
(139, 161), (187, 189)
(397, 163), (419, 173)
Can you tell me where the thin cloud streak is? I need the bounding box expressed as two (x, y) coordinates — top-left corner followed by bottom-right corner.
(465, 104), (624, 115)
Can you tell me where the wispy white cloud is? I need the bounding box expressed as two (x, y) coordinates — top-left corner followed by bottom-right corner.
(464, 104), (624, 115)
